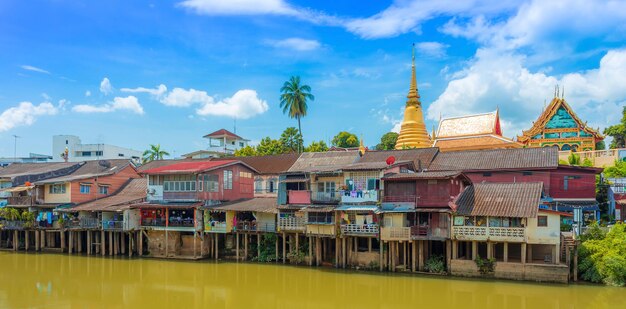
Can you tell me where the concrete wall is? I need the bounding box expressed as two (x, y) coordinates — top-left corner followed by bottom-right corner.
(305, 224), (335, 236)
(146, 230), (205, 258)
(527, 212), (560, 245)
(44, 183), (71, 204)
(350, 251), (379, 268)
(450, 259), (568, 283)
(255, 212), (276, 231)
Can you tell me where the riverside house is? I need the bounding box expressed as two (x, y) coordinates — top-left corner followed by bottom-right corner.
(136, 160), (257, 259)
(449, 182), (570, 283)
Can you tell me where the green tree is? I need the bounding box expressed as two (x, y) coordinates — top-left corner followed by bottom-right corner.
(604, 160), (626, 178)
(332, 131), (359, 148)
(279, 127), (303, 153)
(304, 140), (329, 153)
(280, 76), (314, 152)
(142, 144), (170, 163)
(376, 132), (399, 150)
(234, 145), (257, 157)
(256, 137), (286, 156)
(596, 141), (606, 150)
(603, 106), (626, 149)
(568, 152), (581, 165)
(578, 222), (626, 286)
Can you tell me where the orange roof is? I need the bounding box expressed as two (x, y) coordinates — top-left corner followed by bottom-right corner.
(203, 129), (246, 140)
(142, 160), (237, 175)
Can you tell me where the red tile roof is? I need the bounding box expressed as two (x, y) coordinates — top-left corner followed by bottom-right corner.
(203, 129), (245, 140)
(141, 160), (237, 175)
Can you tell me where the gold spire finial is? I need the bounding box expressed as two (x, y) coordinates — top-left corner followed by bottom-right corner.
(562, 85), (565, 99)
(406, 43), (420, 107)
(358, 135), (366, 156)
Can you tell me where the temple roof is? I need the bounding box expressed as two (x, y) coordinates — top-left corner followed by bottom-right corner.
(436, 111), (501, 138)
(433, 135), (522, 152)
(518, 97), (603, 142)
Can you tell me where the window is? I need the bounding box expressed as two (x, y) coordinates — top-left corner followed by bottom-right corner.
(267, 179), (276, 193)
(49, 184), (66, 194)
(163, 174), (197, 192)
(239, 171), (252, 178)
(537, 216), (548, 227)
(563, 176), (581, 190)
(224, 170), (233, 190)
(523, 171), (533, 176)
(204, 174), (219, 192)
(82, 151), (91, 157)
(79, 184), (91, 194)
(99, 186), (109, 195)
(428, 179), (438, 185)
(95, 151), (103, 156)
(308, 212), (334, 224)
(239, 142), (244, 147)
(482, 172), (492, 177)
(254, 178), (264, 193)
(118, 153), (124, 157)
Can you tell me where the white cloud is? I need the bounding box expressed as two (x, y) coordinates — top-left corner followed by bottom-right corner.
(195, 89), (269, 119)
(415, 42), (449, 58)
(0, 101), (58, 132)
(85, 90), (91, 97)
(73, 96), (144, 115)
(121, 84), (168, 99)
(100, 77), (113, 95)
(160, 88), (213, 107)
(427, 49), (626, 137)
(265, 38), (321, 51)
(178, 0), (298, 15)
(21, 65), (50, 74)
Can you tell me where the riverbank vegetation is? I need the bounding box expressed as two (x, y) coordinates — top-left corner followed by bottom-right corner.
(578, 222), (626, 286)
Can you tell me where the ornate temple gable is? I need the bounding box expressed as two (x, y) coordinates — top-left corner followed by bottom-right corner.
(517, 94), (604, 151)
(436, 110), (501, 139)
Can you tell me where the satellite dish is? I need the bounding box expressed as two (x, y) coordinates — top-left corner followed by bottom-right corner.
(386, 156), (396, 166)
(99, 160), (111, 168)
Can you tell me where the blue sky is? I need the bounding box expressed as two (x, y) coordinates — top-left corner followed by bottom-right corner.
(1, 0), (626, 158)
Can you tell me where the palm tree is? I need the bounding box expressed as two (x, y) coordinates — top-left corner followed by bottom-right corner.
(142, 144), (170, 163)
(280, 76), (314, 152)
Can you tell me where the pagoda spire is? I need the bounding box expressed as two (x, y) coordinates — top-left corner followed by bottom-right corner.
(395, 44), (431, 149)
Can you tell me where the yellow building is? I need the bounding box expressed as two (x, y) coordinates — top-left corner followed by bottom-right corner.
(517, 91), (604, 151)
(395, 46), (431, 149)
(432, 110), (522, 152)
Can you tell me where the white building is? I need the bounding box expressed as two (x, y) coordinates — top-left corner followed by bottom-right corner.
(52, 135), (142, 162)
(183, 129), (249, 159)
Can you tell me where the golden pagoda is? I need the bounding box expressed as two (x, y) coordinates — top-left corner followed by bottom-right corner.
(395, 45), (431, 149)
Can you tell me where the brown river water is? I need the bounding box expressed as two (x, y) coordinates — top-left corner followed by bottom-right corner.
(0, 252), (623, 309)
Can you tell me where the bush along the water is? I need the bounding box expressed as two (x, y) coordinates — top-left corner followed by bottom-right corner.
(578, 222), (626, 286)
(424, 255), (446, 274)
(475, 256), (496, 275)
(252, 234), (277, 263)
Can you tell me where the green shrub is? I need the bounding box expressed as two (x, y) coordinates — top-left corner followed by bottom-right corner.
(475, 256), (496, 274)
(252, 234), (277, 262)
(424, 255), (446, 274)
(578, 222), (626, 286)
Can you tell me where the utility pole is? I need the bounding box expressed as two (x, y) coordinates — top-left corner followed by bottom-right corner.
(12, 135), (20, 162)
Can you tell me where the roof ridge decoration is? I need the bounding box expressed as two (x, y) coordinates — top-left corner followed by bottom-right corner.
(518, 92), (604, 143)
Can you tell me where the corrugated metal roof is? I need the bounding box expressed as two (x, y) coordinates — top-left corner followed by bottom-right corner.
(0, 162), (79, 179)
(211, 197), (278, 214)
(35, 160), (134, 184)
(287, 151), (360, 173)
(217, 153), (299, 175)
(452, 182), (543, 218)
(141, 160), (237, 174)
(428, 147), (558, 171)
(299, 206), (336, 213)
(358, 148), (439, 170)
(67, 178), (147, 212)
(336, 205), (380, 212)
(383, 170), (462, 180)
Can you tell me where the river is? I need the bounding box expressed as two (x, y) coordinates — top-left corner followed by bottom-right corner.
(0, 252), (622, 308)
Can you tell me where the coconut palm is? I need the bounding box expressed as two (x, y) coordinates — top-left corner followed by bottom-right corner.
(280, 76), (314, 152)
(142, 144), (170, 163)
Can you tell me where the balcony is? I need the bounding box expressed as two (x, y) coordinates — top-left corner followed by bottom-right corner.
(235, 221), (276, 232)
(410, 225), (449, 240)
(66, 217), (100, 229)
(168, 217), (195, 228)
(311, 191), (340, 204)
(559, 148), (626, 168)
(7, 196), (33, 206)
(340, 224), (379, 236)
(453, 226), (526, 242)
(103, 220), (124, 231)
(278, 216), (306, 231)
(0, 220), (29, 230)
(205, 221), (228, 233)
(287, 190), (311, 204)
(380, 226), (410, 241)
(341, 190), (379, 204)
(141, 218), (167, 227)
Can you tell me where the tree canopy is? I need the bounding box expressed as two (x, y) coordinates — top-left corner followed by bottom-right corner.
(376, 132), (399, 150)
(279, 127), (303, 153)
(603, 106), (626, 149)
(305, 140), (329, 153)
(142, 144), (170, 163)
(578, 222), (626, 286)
(332, 131), (359, 148)
(280, 76), (314, 152)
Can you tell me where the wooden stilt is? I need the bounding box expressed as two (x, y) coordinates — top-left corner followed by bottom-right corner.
(342, 237), (346, 268)
(521, 243), (527, 264)
(236, 233), (240, 261)
(503, 242), (508, 262)
(69, 231), (74, 254)
(446, 240), (451, 271)
(379, 241), (384, 271)
(78, 232), (83, 253)
(244, 233), (248, 261)
(275, 234), (278, 262)
(25, 231), (29, 251)
(215, 234), (219, 260)
(101, 230), (106, 256)
(257, 233), (261, 259)
(121, 232), (126, 255)
(35, 230), (40, 251)
(87, 231), (91, 255)
(573, 245), (578, 282)
(129, 233), (133, 258)
(193, 232), (197, 259)
(282, 232), (286, 264)
(418, 240), (424, 271)
(308, 236), (313, 266)
(316, 237), (321, 266)
(412, 240), (417, 272)
(109, 231), (113, 256)
(41, 231), (46, 249)
(13, 231), (18, 251)
(138, 230), (143, 256)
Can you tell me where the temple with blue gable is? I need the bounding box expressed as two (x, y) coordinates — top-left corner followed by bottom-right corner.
(517, 89), (604, 151)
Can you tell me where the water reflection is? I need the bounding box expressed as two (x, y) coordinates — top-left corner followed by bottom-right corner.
(0, 252), (623, 308)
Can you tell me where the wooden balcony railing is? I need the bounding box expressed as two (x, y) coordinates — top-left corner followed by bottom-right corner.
(380, 226), (410, 241)
(235, 221), (276, 232)
(168, 217), (195, 228)
(66, 217), (100, 229)
(453, 226), (525, 241)
(7, 196), (33, 206)
(410, 225), (449, 239)
(141, 218), (166, 227)
(340, 224), (379, 236)
(278, 217), (306, 231)
(206, 221), (228, 233)
(0, 220), (29, 230)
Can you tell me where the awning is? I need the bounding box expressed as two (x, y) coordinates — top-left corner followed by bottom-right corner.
(381, 203), (415, 213)
(131, 202), (201, 209)
(299, 206), (336, 213)
(281, 178), (309, 183)
(0, 185), (34, 193)
(336, 205), (380, 213)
